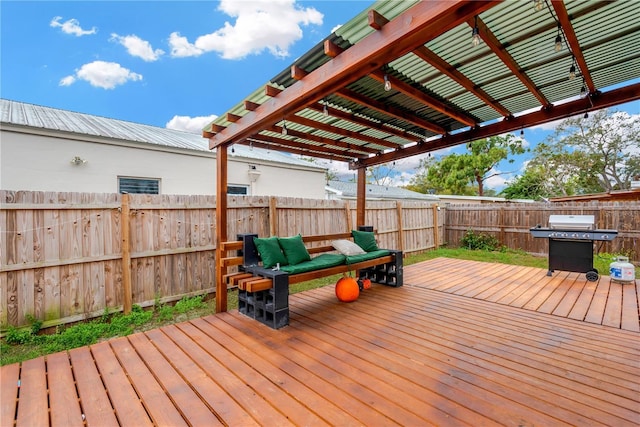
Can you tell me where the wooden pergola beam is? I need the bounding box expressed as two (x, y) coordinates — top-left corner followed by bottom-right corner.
(244, 139), (354, 162)
(552, 0), (595, 93)
(472, 15), (550, 108)
(286, 115), (401, 150)
(305, 103), (416, 145)
(267, 124), (379, 155)
(412, 45), (511, 117)
(337, 87), (447, 135)
(369, 70), (477, 127)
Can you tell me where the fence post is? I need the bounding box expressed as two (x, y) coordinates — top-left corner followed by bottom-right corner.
(121, 193), (132, 315)
(396, 201), (404, 251)
(499, 207), (505, 245)
(432, 204), (440, 249)
(344, 200), (352, 232)
(269, 196), (278, 236)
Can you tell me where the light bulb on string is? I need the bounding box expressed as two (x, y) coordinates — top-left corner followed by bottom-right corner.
(323, 102), (329, 117)
(584, 111), (589, 119)
(383, 74), (392, 92)
(580, 85), (587, 98)
(281, 120), (287, 135)
(534, 0), (544, 12)
(569, 63), (576, 80)
(554, 26), (562, 52)
(471, 16), (480, 47)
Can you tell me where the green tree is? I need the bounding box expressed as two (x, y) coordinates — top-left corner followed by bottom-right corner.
(501, 165), (549, 200)
(502, 109), (639, 198)
(407, 135), (526, 196)
(549, 109), (639, 191)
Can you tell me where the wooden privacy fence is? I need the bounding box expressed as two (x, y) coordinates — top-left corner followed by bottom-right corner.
(445, 201), (639, 262)
(0, 191), (442, 330)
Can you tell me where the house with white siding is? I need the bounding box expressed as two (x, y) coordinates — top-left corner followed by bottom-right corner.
(0, 99), (326, 198)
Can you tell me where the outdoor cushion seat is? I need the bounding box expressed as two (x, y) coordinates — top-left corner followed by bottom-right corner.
(280, 253), (346, 274)
(345, 249), (390, 264)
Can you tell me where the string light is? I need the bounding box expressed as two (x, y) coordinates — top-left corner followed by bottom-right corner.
(281, 119), (287, 135)
(520, 128), (524, 137)
(580, 84), (587, 98)
(323, 101), (329, 117)
(471, 16), (481, 47)
(584, 111), (589, 119)
(533, 0), (544, 12)
(383, 74), (392, 92)
(554, 25), (562, 52)
(569, 63), (576, 80)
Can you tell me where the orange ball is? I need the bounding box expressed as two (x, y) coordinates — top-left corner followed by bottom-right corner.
(335, 277), (359, 302)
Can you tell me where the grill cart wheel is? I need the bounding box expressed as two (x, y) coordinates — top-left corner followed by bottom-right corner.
(585, 269), (599, 282)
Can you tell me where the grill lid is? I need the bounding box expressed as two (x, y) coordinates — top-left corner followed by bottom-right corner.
(548, 215), (595, 230)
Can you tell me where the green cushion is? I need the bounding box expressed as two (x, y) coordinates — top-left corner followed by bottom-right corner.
(352, 230), (379, 252)
(281, 253), (346, 274)
(345, 249), (390, 264)
(278, 234), (311, 265)
(253, 236), (287, 269)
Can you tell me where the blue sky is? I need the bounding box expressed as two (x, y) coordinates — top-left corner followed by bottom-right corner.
(2, 0), (638, 193)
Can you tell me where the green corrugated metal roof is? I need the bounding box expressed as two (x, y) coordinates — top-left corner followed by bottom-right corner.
(206, 0), (640, 166)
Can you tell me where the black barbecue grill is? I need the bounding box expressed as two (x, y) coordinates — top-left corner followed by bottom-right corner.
(530, 215), (618, 282)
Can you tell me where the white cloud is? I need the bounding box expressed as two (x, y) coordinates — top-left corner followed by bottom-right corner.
(58, 75), (76, 86)
(61, 61), (142, 90)
(50, 16), (97, 36)
(110, 33), (164, 62)
(168, 32), (205, 57)
(485, 175), (509, 189)
(169, 0), (323, 60)
(166, 114), (219, 134)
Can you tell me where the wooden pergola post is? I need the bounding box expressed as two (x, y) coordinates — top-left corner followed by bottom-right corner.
(215, 145), (228, 313)
(356, 167), (366, 228)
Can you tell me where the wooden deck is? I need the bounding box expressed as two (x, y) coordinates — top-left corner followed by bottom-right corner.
(2, 258), (639, 426)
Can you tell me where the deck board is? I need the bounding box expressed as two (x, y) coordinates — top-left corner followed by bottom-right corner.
(46, 352), (83, 427)
(2, 258), (639, 426)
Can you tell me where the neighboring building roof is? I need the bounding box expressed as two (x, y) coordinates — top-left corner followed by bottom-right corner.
(550, 187), (640, 202)
(435, 194), (534, 203)
(0, 99), (324, 171)
(326, 180), (439, 201)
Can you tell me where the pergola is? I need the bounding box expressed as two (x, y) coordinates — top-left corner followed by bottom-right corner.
(204, 0), (640, 312)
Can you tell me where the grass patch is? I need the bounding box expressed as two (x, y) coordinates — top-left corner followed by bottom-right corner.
(2, 247), (636, 366)
(1, 295), (214, 366)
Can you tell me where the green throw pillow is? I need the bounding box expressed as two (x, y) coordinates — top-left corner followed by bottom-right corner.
(278, 234), (311, 265)
(253, 236), (287, 269)
(352, 229), (379, 252)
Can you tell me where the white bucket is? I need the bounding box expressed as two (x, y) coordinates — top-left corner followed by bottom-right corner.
(609, 256), (636, 283)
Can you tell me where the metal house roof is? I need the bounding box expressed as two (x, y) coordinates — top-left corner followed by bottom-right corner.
(204, 0), (640, 170)
(0, 99), (324, 170)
